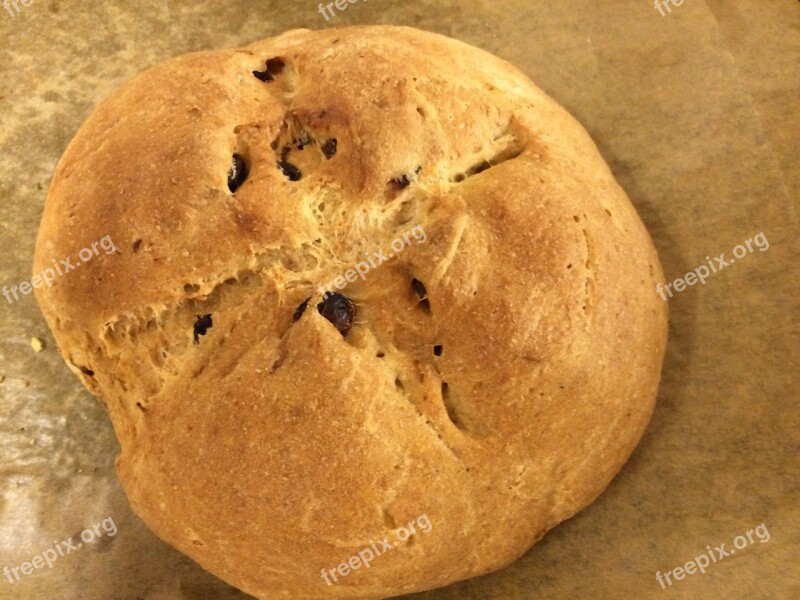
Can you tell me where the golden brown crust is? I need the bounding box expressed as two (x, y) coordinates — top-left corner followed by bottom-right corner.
(34, 26), (667, 599)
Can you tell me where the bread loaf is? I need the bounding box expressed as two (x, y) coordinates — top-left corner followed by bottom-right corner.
(34, 25), (668, 599)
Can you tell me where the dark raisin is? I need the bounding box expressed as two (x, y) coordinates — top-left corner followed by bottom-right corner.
(252, 57), (285, 82)
(321, 138), (337, 159)
(389, 173), (411, 190)
(228, 154), (248, 192)
(132, 239), (142, 253)
(433, 345), (443, 356)
(266, 58), (285, 72)
(293, 297), (311, 321)
(317, 293), (356, 336)
(411, 278), (427, 298)
(277, 160), (302, 181)
(193, 314), (213, 344)
(79, 366), (95, 376)
(388, 166), (421, 191)
(411, 278), (431, 312)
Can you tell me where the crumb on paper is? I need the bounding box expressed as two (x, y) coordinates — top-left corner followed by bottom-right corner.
(31, 337), (45, 352)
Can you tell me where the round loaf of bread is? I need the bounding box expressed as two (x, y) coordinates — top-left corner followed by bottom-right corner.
(34, 26), (668, 599)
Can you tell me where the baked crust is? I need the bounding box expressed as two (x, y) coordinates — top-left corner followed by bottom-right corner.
(34, 26), (668, 599)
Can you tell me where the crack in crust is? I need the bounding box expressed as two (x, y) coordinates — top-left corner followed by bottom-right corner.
(92, 111), (535, 436)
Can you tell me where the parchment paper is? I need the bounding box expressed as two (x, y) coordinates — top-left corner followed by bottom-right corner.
(1, 1), (797, 599)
